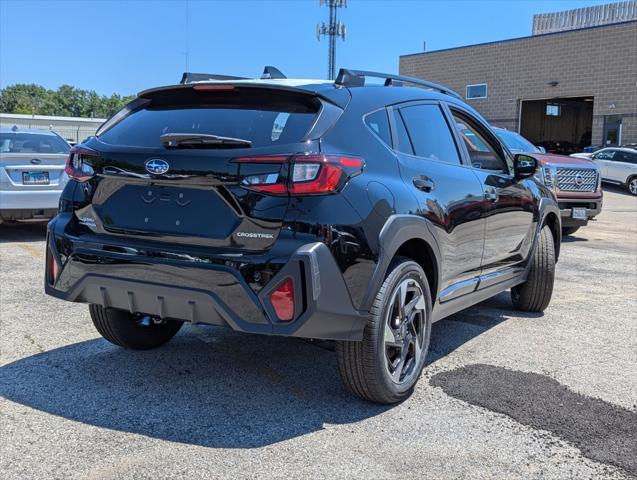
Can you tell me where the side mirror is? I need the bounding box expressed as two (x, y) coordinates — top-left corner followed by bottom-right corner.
(514, 154), (538, 180)
(537, 146), (546, 153)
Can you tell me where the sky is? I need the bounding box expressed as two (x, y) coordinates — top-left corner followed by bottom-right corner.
(0, 0), (606, 96)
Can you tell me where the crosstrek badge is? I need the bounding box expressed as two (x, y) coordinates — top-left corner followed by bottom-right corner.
(235, 232), (274, 239)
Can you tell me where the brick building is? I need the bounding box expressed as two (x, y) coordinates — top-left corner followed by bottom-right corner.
(399, 2), (637, 153)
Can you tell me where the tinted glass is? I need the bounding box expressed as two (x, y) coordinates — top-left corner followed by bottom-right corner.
(496, 129), (540, 153)
(452, 113), (507, 173)
(613, 150), (637, 164)
(364, 109), (392, 147)
(399, 105), (461, 164)
(0, 133), (70, 154)
(393, 111), (414, 155)
(99, 90), (319, 148)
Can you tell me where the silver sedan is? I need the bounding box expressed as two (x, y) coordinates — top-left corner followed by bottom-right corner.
(0, 126), (71, 223)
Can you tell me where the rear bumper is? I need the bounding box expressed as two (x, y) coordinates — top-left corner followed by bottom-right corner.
(0, 190), (62, 218)
(557, 194), (603, 227)
(45, 214), (367, 341)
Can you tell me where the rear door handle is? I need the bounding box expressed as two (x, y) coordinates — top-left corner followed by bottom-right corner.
(484, 186), (498, 202)
(413, 178), (435, 192)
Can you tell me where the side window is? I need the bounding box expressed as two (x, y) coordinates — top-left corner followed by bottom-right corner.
(451, 112), (508, 173)
(398, 104), (461, 164)
(393, 110), (414, 155)
(625, 152), (637, 164)
(364, 109), (392, 147)
(595, 150), (615, 160)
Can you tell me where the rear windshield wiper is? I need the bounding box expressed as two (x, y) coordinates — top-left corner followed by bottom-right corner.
(160, 133), (252, 149)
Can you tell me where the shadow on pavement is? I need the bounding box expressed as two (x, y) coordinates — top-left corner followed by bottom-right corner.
(430, 364), (637, 476)
(0, 223), (48, 243)
(0, 326), (389, 448)
(601, 183), (633, 196)
(561, 235), (589, 243)
(0, 291), (533, 448)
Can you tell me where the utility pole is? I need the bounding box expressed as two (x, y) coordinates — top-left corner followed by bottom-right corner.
(316, 0), (347, 80)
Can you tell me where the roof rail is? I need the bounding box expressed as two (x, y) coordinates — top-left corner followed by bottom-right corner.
(334, 69), (462, 99)
(180, 72), (249, 84)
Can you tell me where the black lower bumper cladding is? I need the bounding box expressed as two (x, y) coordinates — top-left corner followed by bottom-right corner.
(45, 216), (367, 341)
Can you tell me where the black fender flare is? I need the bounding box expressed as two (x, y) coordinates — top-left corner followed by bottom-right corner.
(360, 214), (442, 312)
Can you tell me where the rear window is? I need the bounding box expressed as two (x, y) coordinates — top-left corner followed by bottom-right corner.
(99, 87), (321, 148)
(0, 133), (70, 154)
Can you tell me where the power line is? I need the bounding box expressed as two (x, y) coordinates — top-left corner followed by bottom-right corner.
(316, 0), (347, 80)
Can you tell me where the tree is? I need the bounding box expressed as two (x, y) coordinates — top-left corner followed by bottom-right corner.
(0, 84), (134, 118)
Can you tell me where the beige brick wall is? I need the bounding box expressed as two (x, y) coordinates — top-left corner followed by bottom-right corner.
(399, 21), (637, 146)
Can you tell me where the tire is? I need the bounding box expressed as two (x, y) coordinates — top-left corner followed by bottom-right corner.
(511, 225), (555, 312)
(561, 226), (580, 236)
(627, 176), (637, 196)
(89, 305), (183, 350)
(336, 258), (432, 404)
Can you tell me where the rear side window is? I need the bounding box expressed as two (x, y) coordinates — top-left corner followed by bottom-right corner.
(0, 133), (70, 154)
(399, 104), (461, 164)
(99, 88), (321, 148)
(364, 109), (392, 147)
(614, 151), (637, 164)
(393, 111), (414, 155)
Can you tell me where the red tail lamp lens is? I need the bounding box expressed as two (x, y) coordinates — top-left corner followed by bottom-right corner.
(65, 146), (96, 182)
(270, 278), (295, 321)
(233, 154), (364, 196)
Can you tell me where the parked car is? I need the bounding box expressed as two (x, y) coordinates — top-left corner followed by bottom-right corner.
(0, 126), (71, 223)
(495, 128), (602, 236)
(587, 147), (637, 195)
(45, 69), (560, 404)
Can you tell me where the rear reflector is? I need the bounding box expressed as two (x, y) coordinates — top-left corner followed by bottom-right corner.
(47, 248), (59, 284)
(270, 278), (295, 321)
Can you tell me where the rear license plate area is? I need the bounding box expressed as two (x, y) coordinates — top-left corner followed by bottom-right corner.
(22, 171), (49, 185)
(97, 185), (239, 238)
(572, 207), (587, 220)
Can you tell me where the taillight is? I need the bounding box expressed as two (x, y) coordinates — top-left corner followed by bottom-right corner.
(65, 146), (96, 182)
(270, 278), (295, 321)
(233, 154), (364, 196)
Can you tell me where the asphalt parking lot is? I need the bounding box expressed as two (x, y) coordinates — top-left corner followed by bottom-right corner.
(1, 186), (636, 480)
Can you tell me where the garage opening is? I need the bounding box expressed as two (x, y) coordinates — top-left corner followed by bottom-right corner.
(519, 97), (593, 155)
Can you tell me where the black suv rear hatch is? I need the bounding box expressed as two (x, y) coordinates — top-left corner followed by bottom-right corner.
(76, 85), (330, 250)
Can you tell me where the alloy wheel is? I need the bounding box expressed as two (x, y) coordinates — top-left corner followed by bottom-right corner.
(629, 178), (637, 195)
(383, 278), (427, 385)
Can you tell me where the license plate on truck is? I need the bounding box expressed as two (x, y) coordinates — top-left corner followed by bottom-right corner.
(572, 207), (587, 220)
(22, 171), (49, 185)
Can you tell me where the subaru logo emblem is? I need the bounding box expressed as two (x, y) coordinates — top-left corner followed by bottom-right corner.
(145, 158), (169, 175)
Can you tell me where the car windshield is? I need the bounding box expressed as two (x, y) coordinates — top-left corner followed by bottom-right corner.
(0, 132), (70, 154)
(496, 130), (540, 153)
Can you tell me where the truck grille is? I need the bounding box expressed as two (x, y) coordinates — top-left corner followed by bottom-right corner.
(556, 168), (598, 192)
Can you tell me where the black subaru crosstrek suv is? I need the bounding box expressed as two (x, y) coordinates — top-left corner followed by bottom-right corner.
(46, 68), (561, 404)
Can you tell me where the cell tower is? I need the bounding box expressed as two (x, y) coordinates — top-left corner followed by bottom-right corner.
(316, 0), (347, 80)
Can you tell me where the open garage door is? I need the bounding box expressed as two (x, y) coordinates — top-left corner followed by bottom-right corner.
(519, 97), (593, 155)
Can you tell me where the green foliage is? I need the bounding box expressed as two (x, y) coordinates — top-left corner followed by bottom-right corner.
(0, 84), (135, 118)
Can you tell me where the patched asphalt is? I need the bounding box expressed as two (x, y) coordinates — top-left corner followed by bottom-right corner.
(1, 186), (636, 479)
(430, 364), (637, 476)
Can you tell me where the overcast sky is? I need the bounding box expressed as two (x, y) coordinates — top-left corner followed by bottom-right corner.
(0, 0), (604, 95)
